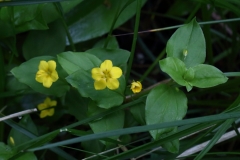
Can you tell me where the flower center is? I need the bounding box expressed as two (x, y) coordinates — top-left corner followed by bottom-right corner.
(102, 70), (112, 80)
(46, 69), (52, 76)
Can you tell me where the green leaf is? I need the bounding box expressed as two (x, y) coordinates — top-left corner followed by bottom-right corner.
(189, 64), (228, 88)
(11, 56), (70, 97)
(23, 20), (66, 60)
(15, 152), (37, 160)
(86, 48), (130, 73)
(159, 57), (187, 86)
(0, 142), (13, 160)
(94, 37), (119, 49)
(166, 18), (206, 67)
(145, 84), (188, 140)
(13, 4), (48, 32)
(66, 89), (88, 121)
(161, 128), (179, 153)
(57, 52), (101, 75)
(129, 102), (145, 125)
(8, 115), (38, 147)
(67, 0), (147, 44)
(66, 69), (125, 109)
(89, 101), (125, 140)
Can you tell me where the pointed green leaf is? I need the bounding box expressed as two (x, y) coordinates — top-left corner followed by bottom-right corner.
(0, 142), (13, 160)
(189, 64), (228, 88)
(94, 37), (119, 49)
(15, 152), (37, 160)
(159, 57), (187, 86)
(23, 20), (66, 60)
(88, 102), (125, 140)
(8, 115), (38, 147)
(146, 84), (187, 140)
(166, 18), (206, 67)
(57, 52), (101, 75)
(161, 128), (179, 153)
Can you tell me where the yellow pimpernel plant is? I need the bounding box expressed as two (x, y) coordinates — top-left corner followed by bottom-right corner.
(35, 60), (59, 88)
(37, 97), (57, 118)
(131, 81), (142, 93)
(91, 60), (122, 90)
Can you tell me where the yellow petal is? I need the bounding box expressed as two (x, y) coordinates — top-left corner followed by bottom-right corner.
(35, 70), (47, 83)
(39, 61), (48, 71)
(48, 108), (55, 116)
(43, 77), (53, 88)
(50, 100), (57, 107)
(94, 79), (107, 90)
(51, 70), (59, 82)
(48, 60), (56, 71)
(37, 103), (47, 110)
(44, 97), (51, 103)
(100, 60), (112, 71)
(40, 110), (48, 118)
(92, 68), (103, 81)
(107, 78), (119, 90)
(110, 67), (122, 79)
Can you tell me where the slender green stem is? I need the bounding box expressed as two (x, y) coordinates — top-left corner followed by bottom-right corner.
(114, 17), (240, 36)
(224, 72), (240, 77)
(54, 2), (76, 51)
(104, 1), (121, 48)
(125, 0), (142, 83)
(140, 48), (165, 82)
(201, 4), (213, 64)
(104, 0), (137, 48)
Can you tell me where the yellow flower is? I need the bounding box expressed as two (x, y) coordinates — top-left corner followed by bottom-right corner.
(35, 60), (59, 88)
(131, 81), (142, 93)
(37, 97), (57, 118)
(91, 60), (122, 90)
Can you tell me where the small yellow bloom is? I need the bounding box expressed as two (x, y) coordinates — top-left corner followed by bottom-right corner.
(91, 60), (122, 90)
(131, 81), (142, 93)
(37, 97), (57, 118)
(35, 60), (59, 88)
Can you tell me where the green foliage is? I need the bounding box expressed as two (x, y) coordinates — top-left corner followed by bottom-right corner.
(145, 84), (187, 152)
(166, 18), (206, 68)
(11, 56), (70, 97)
(0, 142), (13, 160)
(1, 0), (239, 159)
(23, 20), (66, 60)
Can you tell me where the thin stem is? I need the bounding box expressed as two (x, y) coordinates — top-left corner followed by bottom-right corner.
(104, 1), (121, 48)
(54, 2), (76, 51)
(114, 17), (240, 37)
(0, 108), (38, 122)
(125, 0), (141, 83)
(224, 72), (240, 77)
(140, 48), (166, 82)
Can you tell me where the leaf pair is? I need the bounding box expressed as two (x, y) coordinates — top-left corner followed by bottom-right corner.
(160, 57), (228, 91)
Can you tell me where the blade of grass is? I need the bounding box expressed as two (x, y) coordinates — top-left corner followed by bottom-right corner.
(201, 4), (213, 65)
(27, 111), (240, 152)
(0, 0), (72, 6)
(105, 122), (219, 160)
(0, 114), (77, 160)
(54, 2), (76, 51)
(194, 119), (234, 160)
(140, 48), (165, 82)
(125, 0), (142, 82)
(224, 72), (240, 77)
(0, 47), (5, 141)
